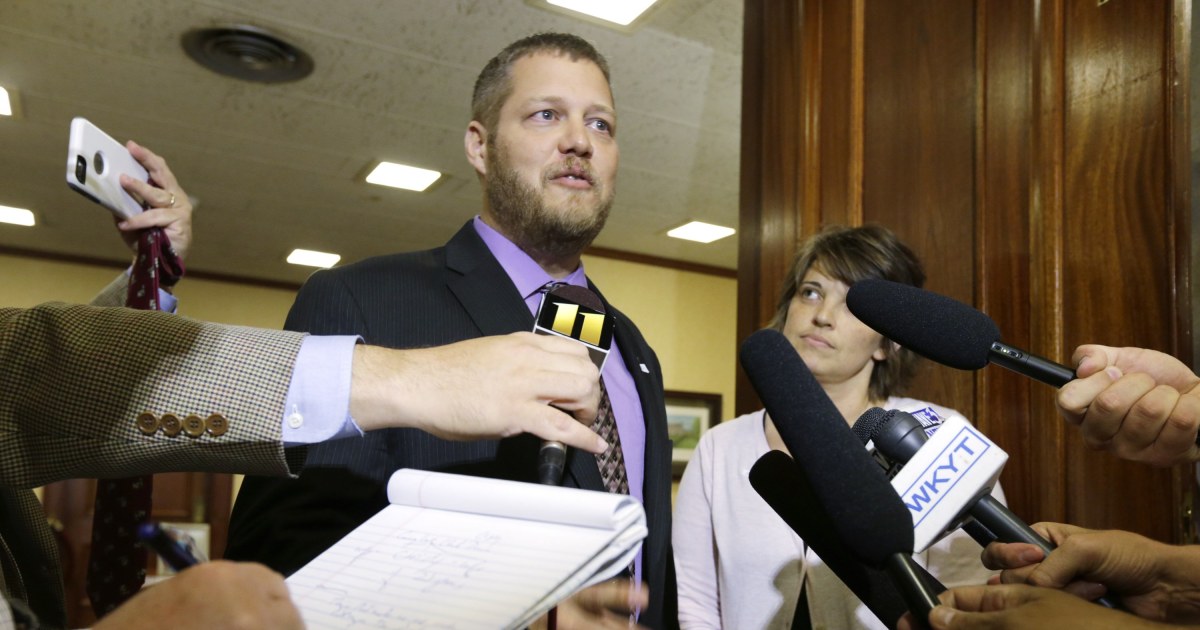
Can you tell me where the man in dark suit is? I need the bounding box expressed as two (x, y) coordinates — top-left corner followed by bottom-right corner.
(226, 33), (676, 628)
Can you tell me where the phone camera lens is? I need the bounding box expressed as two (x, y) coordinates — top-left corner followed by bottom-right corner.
(93, 151), (105, 175)
(74, 156), (87, 184)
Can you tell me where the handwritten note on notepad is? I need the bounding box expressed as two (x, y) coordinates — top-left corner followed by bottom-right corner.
(286, 469), (647, 629)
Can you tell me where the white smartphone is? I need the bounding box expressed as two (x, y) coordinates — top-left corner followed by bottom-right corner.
(66, 117), (147, 219)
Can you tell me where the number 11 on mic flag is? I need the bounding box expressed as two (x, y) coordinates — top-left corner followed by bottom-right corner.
(534, 288), (615, 371)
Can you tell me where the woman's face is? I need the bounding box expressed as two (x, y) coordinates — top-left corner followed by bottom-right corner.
(781, 266), (887, 390)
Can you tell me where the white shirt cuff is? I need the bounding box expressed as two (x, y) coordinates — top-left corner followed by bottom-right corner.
(281, 335), (364, 446)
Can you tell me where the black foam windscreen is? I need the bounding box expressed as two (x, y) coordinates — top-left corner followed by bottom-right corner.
(750, 451), (945, 628)
(549, 284), (605, 313)
(846, 278), (999, 370)
(850, 407), (891, 446)
(738, 329), (913, 566)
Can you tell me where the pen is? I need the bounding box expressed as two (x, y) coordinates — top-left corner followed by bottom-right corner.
(136, 522), (200, 572)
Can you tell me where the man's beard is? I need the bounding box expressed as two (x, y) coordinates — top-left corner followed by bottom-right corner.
(484, 140), (614, 262)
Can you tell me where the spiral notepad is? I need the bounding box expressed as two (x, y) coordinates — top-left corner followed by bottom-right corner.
(286, 469), (647, 629)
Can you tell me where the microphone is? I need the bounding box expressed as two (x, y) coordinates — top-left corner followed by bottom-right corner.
(533, 284), (615, 486)
(739, 329), (942, 624)
(851, 408), (999, 547)
(845, 278), (1075, 386)
(855, 409), (1010, 552)
(858, 409), (1121, 610)
(846, 278), (1200, 449)
(750, 450), (946, 628)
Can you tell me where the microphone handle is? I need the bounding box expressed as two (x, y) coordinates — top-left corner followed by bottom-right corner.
(537, 441), (566, 485)
(988, 342), (1075, 387)
(969, 496), (1122, 609)
(989, 342), (1200, 446)
(969, 495), (1053, 556)
(962, 519), (997, 547)
(884, 552), (941, 625)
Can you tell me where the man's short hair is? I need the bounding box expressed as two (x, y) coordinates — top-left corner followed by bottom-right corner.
(471, 33), (612, 132)
(768, 224), (927, 400)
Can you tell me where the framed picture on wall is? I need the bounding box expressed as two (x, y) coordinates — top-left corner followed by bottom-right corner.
(666, 390), (723, 477)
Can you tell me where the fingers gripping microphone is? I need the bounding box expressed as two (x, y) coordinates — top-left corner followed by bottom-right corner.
(739, 330), (942, 624)
(533, 285), (615, 486)
(845, 279), (1075, 386)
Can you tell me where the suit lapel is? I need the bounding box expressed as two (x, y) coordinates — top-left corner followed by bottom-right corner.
(610, 311), (671, 500)
(443, 222), (533, 336)
(606, 307), (673, 626)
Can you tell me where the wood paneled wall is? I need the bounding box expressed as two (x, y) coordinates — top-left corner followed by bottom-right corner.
(739, 0), (1193, 541)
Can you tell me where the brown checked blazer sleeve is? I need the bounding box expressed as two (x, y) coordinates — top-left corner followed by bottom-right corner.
(0, 298), (307, 489)
(0, 277), (316, 627)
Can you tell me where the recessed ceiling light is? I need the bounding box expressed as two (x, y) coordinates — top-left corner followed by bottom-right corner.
(287, 248), (340, 268)
(365, 162), (441, 192)
(546, 0), (660, 26)
(0, 205), (34, 226)
(0, 86), (12, 117)
(667, 221), (736, 244)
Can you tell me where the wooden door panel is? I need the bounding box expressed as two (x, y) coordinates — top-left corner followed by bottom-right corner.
(1059, 0), (1178, 539)
(739, 0), (1191, 542)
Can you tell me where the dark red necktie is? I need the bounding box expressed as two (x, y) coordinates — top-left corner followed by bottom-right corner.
(87, 228), (183, 617)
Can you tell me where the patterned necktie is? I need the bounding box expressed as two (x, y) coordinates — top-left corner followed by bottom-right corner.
(87, 228), (184, 617)
(593, 378), (629, 495)
(584, 305), (635, 591)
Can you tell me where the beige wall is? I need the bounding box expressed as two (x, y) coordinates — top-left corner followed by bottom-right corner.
(0, 253), (299, 328)
(581, 255), (737, 422)
(2, 251), (738, 421)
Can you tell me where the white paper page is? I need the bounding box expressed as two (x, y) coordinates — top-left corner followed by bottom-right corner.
(512, 514), (647, 628)
(288, 476), (646, 629)
(387, 468), (638, 529)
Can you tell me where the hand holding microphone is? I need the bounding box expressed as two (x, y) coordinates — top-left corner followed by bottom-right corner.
(1058, 345), (1200, 466)
(533, 284), (615, 485)
(350, 333), (604, 450)
(899, 585), (1146, 630)
(901, 522), (1200, 629)
(846, 279), (1200, 463)
(983, 522), (1200, 623)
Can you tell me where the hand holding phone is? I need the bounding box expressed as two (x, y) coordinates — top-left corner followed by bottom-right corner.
(66, 117), (148, 219)
(65, 120), (195, 262)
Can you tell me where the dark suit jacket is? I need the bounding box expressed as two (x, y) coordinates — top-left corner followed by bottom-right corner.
(227, 222), (677, 628)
